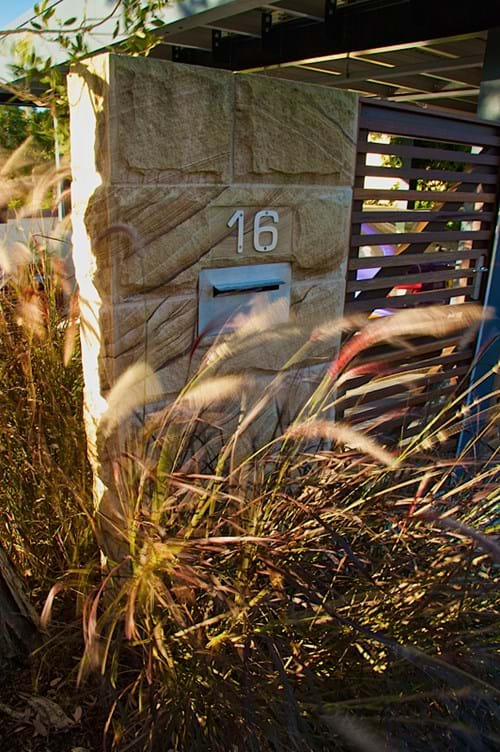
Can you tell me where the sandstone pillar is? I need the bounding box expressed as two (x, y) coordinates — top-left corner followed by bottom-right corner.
(68, 54), (357, 557)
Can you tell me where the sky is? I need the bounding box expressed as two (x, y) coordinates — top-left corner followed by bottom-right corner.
(0, 0), (36, 28)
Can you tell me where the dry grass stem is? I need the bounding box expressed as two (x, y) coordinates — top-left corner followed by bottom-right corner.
(175, 374), (248, 412)
(286, 419), (398, 466)
(99, 362), (162, 437)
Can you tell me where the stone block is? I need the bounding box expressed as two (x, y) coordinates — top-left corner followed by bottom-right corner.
(101, 270), (345, 404)
(110, 56), (233, 185)
(234, 75), (357, 186)
(68, 55), (112, 191)
(86, 185), (352, 300)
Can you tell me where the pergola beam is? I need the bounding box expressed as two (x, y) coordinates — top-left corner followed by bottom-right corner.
(264, 0), (325, 21)
(388, 87), (479, 102)
(189, 0), (500, 71)
(307, 55), (484, 87)
(205, 11), (263, 37)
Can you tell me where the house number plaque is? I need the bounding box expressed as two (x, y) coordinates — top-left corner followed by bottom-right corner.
(226, 209), (280, 254)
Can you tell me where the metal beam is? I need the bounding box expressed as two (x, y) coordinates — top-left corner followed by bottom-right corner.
(264, 0), (325, 21)
(305, 55), (484, 87)
(206, 0), (500, 71)
(387, 87), (479, 102)
(205, 11), (263, 37)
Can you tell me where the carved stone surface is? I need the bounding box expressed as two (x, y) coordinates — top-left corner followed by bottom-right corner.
(99, 269), (345, 399)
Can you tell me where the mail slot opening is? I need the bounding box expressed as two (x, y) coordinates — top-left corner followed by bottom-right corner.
(212, 278), (284, 297)
(198, 263), (291, 336)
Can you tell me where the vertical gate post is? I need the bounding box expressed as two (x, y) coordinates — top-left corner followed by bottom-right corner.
(457, 29), (500, 455)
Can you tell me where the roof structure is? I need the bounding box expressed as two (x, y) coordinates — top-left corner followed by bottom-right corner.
(1, 0), (499, 113)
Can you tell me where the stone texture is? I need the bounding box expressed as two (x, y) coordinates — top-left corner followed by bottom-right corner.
(110, 56), (233, 185)
(69, 53), (358, 559)
(234, 75), (357, 185)
(84, 185), (352, 300)
(100, 271), (345, 402)
(68, 56), (112, 190)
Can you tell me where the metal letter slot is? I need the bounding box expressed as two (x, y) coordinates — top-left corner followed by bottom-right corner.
(212, 278), (284, 297)
(198, 263), (291, 336)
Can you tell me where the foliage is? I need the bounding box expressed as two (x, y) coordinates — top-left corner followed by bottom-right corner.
(0, 0), (173, 107)
(0, 143), (498, 749)
(0, 145), (94, 598)
(0, 105), (57, 161)
(13, 289), (493, 751)
(63, 297), (498, 752)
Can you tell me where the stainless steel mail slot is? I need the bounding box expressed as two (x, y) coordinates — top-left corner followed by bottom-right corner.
(212, 278), (284, 296)
(198, 263), (291, 335)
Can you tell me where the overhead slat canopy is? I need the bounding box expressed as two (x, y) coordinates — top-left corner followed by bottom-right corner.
(1, 0), (500, 112)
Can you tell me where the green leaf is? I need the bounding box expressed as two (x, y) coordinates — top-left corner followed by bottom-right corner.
(42, 7), (55, 23)
(31, 21), (42, 30)
(63, 17), (77, 26)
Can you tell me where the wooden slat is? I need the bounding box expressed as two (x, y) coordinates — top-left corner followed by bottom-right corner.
(348, 250), (486, 270)
(346, 385), (458, 426)
(344, 101), (498, 436)
(345, 285), (475, 312)
(354, 188), (496, 203)
(351, 230), (490, 246)
(353, 335), (467, 366)
(372, 416), (456, 444)
(338, 367), (468, 411)
(357, 165), (499, 184)
(357, 141), (500, 166)
(352, 210), (494, 223)
(390, 350), (472, 375)
(338, 350), (473, 393)
(347, 267), (475, 293)
(359, 103), (500, 147)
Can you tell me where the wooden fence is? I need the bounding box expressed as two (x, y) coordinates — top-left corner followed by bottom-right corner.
(339, 100), (500, 447)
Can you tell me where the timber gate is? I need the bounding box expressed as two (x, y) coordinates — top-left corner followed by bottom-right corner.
(339, 100), (500, 449)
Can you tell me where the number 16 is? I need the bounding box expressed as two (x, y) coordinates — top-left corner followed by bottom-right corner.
(227, 209), (279, 254)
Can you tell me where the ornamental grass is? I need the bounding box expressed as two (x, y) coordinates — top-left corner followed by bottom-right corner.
(0, 142), (498, 752)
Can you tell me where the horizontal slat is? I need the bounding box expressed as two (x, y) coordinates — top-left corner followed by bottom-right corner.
(347, 267), (475, 293)
(338, 367), (468, 411)
(338, 350), (473, 393)
(351, 230), (490, 246)
(359, 104), (500, 147)
(345, 101), (492, 436)
(384, 350), (471, 374)
(348, 250), (486, 270)
(345, 285), (475, 312)
(370, 415), (457, 445)
(354, 188), (497, 203)
(357, 141), (500, 166)
(352, 210), (494, 223)
(346, 385), (458, 426)
(357, 165), (498, 184)
(353, 335), (467, 366)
